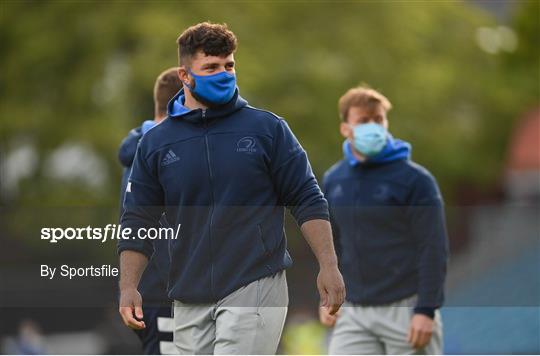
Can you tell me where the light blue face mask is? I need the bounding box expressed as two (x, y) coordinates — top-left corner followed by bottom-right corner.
(351, 122), (388, 157)
(185, 70), (236, 105)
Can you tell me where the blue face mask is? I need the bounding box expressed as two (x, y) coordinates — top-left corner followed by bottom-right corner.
(351, 122), (388, 157)
(185, 70), (236, 105)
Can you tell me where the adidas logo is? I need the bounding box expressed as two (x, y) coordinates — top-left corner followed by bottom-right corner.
(161, 149), (180, 166)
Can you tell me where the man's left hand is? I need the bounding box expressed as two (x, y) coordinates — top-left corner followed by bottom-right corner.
(407, 313), (433, 349)
(317, 264), (345, 315)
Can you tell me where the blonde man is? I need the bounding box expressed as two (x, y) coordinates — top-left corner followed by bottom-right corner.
(321, 86), (448, 354)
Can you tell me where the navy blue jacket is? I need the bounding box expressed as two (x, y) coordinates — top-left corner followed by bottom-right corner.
(323, 139), (448, 315)
(118, 124), (171, 305)
(118, 89), (329, 303)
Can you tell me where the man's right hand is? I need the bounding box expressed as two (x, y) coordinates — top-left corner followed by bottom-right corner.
(319, 306), (340, 327)
(119, 288), (146, 330)
(300, 219), (346, 315)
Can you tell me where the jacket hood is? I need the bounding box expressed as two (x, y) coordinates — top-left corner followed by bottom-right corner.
(167, 87), (248, 124)
(343, 134), (412, 166)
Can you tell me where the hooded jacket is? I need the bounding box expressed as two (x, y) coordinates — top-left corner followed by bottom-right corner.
(119, 89), (329, 303)
(118, 122), (170, 305)
(323, 137), (448, 316)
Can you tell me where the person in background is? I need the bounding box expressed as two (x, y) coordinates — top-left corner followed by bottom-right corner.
(9, 320), (47, 355)
(320, 86), (448, 354)
(118, 67), (182, 355)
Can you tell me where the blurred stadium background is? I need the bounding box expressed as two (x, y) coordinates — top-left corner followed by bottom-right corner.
(1, 0), (538, 354)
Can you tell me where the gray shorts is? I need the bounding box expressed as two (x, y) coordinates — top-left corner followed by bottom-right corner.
(173, 270), (288, 354)
(329, 295), (443, 355)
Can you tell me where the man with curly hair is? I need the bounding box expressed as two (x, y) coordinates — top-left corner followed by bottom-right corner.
(118, 22), (345, 354)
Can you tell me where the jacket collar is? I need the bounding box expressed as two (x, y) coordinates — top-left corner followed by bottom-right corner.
(167, 88), (248, 124)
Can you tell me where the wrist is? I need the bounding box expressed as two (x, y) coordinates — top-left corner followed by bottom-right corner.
(119, 282), (138, 293)
(413, 307), (436, 319)
(319, 258), (338, 270)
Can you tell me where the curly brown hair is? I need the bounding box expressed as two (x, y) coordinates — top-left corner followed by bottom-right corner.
(177, 22), (238, 67)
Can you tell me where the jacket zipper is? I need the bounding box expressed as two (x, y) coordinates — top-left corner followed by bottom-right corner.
(202, 109), (216, 300)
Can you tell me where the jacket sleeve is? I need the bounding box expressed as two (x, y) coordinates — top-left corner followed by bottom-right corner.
(118, 142), (164, 258)
(408, 171), (449, 315)
(270, 119), (329, 226)
(322, 175), (342, 264)
(118, 167), (131, 222)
